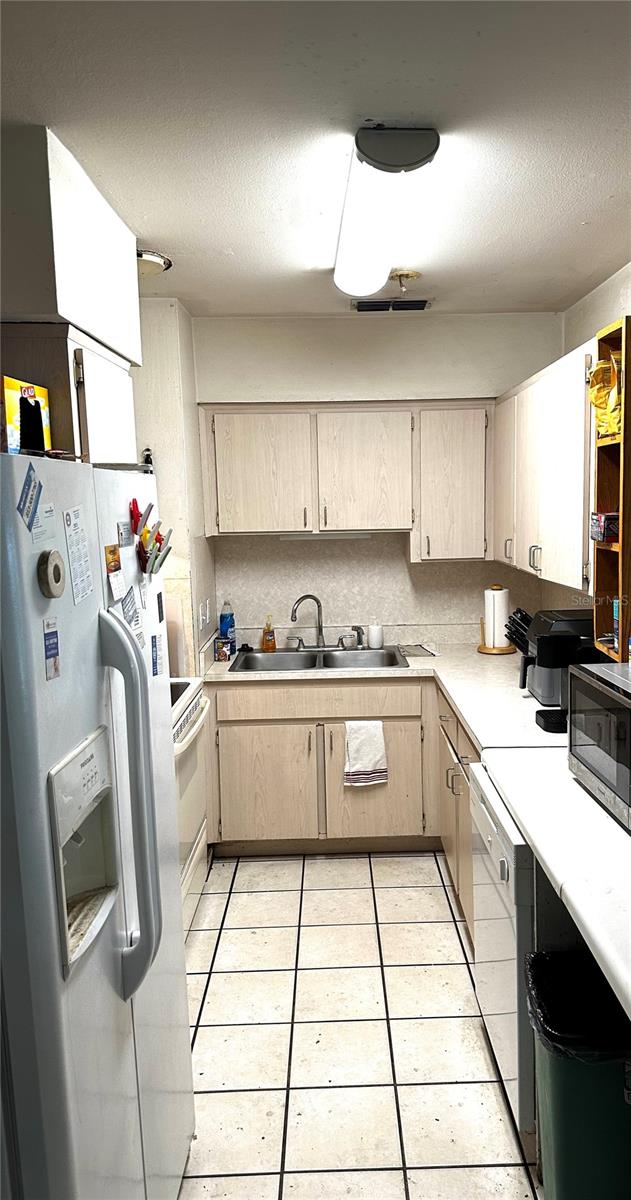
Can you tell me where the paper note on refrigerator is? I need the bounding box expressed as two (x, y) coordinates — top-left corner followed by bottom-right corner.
(63, 506), (94, 605)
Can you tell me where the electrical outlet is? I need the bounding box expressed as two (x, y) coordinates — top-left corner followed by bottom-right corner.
(198, 602), (206, 633)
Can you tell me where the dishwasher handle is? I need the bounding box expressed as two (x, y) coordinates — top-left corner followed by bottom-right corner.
(174, 696), (211, 759)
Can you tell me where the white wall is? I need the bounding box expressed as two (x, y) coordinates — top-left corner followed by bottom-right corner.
(563, 262), (631, 352)
(133, 298), (215, 672)
(193, 313), (561, 404)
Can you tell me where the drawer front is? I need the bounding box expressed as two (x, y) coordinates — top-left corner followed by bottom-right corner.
(457, 724), (480, 776)
(216, 683), (421, 723)
(437, 686), (458, 750)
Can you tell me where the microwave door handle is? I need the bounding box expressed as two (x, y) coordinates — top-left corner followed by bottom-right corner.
(99, 609), (161, 996)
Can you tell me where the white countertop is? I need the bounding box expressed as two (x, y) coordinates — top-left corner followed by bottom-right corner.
(482, 747), (631, 1019)
(205, 643), (567, 750)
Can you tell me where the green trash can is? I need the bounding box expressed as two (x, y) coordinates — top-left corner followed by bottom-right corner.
(525, 951), (631, 1200)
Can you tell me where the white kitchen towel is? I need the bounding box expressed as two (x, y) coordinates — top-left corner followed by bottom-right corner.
(344, 720), (388, 786)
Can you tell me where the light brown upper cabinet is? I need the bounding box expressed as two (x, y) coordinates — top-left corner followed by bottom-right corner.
(512, 341), (596, 589)
(316, 410), (414, 531)
(420, 408), (486, 559)
(213, 411), (313, 533)
(493, 395), (516, 565)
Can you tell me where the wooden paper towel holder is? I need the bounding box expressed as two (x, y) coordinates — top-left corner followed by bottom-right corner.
(477, 617), (516, 655)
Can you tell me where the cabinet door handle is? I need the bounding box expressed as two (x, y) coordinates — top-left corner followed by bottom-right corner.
(445, 766), (455, 787)
(504, 537), (513, 561)
(323, 504), (328, 528)
(329, 729), (333, 754)
(534, 545), (542, 572)
(304, 506), (308, 528)
(450, 771), (464, 797)
(528, 544), (535, 569)
(439, 713), (455, 724)
(426, 535), (431, 557)
(308, 730), (312, 754)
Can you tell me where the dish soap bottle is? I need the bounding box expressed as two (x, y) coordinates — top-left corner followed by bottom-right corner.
(220, 600), (236, 657)
(261, 615), (276, 653)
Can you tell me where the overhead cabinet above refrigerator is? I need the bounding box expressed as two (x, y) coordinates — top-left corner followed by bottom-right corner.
(1, 126), (142, 365)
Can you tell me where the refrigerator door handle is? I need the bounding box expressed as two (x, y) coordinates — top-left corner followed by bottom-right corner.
(99, 608), (162, 998)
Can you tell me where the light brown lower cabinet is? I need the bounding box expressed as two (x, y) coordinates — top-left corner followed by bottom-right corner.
(456, 778), (474, 933)
(325, 720), (423, 838)
(438, 724), (459, 885)
(218, 723), (319, 840)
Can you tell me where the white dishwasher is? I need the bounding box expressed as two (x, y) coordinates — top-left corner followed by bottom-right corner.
(470, 763), (535, 1152)
(171, 678), (211, 930)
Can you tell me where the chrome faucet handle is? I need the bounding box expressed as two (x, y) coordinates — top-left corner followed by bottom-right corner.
(286, 635), (306, 650)
(351, 625), (366, 648)
(337, 633), (356, 649)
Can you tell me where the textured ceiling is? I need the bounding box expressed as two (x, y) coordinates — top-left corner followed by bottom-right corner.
(2, 1), (630, 316)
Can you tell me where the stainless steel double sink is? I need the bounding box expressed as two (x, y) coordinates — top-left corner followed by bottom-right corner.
(229, 646), (409, 672)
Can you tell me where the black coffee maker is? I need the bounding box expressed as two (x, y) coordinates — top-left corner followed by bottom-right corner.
(506, 608), (605, 733)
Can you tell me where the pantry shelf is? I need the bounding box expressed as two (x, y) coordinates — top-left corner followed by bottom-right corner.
(592, 315), (630, 663)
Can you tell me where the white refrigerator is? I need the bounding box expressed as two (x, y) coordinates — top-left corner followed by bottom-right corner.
(1, 452), (194, 1200)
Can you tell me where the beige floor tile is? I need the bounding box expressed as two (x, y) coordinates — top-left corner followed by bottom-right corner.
(192, 1023), (290, 1090)
(184, 1090), (285, 1175)
(376, 886), (452, 924)
(380, 922), (465, 966)
(185, 930), (219, 973)
(200, 969), (294, 1025)
(186, 973), (207, 1025)
(303, 856), (371, 890)
(234, 857), (303, 892)
(285, 1086), (401, 1171)
(399, 1082), (522, 1167)
(225, 889), (301, 928)
(202, 859), (236, 893)
(284, 1170), (406, 1198)
(407, 1166), (533, 1199)
(301, 888), (375, 926)
(298, 924), (380, 969)
(190, 892), (227, 929)
(213, 926), (298, 971)
(295, 967), (385, 1021)
(290, 1020), (392, 1087)
(371, 855), (441, 887)
(180, 1176), (279, 1200)
(391, 1017), (497, 1084)
(385, 965), (478, 1018)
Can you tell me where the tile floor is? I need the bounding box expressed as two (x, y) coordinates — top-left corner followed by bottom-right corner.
(180, 852), (536, 1200)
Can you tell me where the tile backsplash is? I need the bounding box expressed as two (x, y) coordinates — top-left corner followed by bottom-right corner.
(214, 534), (543, 648)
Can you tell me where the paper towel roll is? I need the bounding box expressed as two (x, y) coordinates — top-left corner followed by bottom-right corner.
(484, 586), (510, 648)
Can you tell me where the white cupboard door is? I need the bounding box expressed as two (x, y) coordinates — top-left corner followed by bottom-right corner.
(537, 342), (595, 590)
(317, 410), (413, 530)
(219, 724), (319, 840)
(324, 721), (422, 837)
(71, 342), (137, 464)
(420, 408), (486, 559)
(493, 396), (516, 565)
(214, 412), (312, 532)
(514, 383), (541, 573)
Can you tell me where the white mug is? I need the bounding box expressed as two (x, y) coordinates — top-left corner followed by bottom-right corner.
(367, 624), (384, 649)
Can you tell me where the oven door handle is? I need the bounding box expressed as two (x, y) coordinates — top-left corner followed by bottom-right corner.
(174, 696), (211, 759)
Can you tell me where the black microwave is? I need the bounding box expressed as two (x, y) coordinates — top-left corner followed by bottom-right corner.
(568, 664), (631, 831)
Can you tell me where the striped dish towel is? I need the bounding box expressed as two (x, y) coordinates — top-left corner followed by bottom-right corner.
(344, 720), (388, 786)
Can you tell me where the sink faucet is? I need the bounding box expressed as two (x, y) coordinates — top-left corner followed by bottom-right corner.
(290, 594), (325, 647)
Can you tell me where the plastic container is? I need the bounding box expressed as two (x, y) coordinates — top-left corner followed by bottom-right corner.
(525, 951), (631, 1200)
(219, 600), (236, 657)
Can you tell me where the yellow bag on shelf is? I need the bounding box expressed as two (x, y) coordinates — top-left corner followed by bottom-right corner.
(588, 352), (622, 437)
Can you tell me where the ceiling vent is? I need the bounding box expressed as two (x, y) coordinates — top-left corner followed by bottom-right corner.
(352, 298), (430, 313)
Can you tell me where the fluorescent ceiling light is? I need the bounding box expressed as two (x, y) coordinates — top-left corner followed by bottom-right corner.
(333, 128), (439, 299)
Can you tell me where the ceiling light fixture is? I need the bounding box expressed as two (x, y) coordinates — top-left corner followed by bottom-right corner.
(333, 127), (439, 299)
(137, 248), (173, 277)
